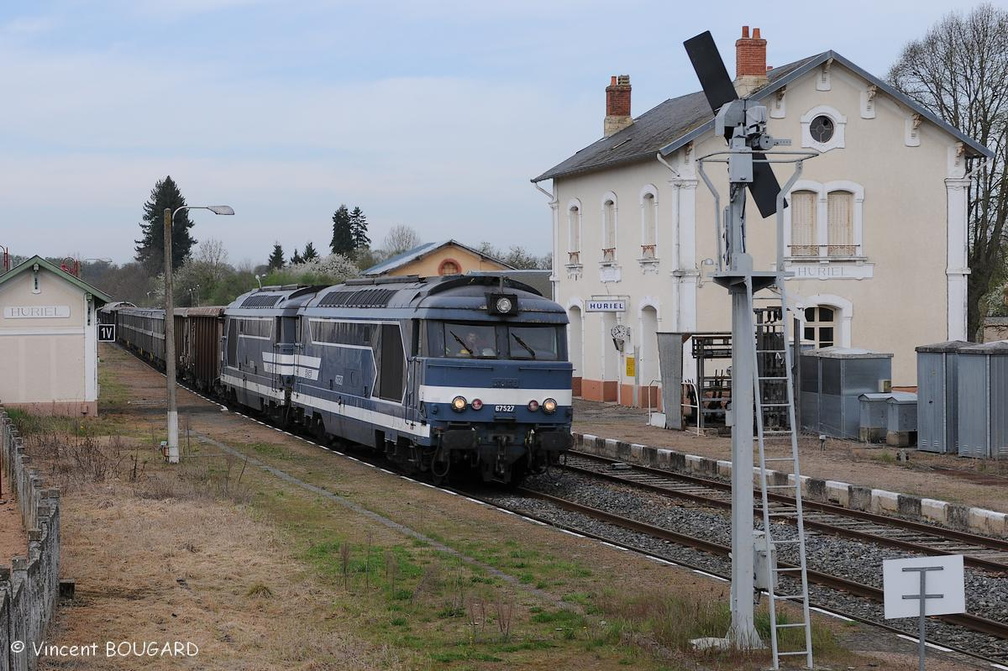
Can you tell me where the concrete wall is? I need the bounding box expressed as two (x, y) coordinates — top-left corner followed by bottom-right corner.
(984, 317), (1008, 343)
(1, 408), (61, 671)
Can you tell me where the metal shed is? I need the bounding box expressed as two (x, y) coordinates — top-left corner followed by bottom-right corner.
(858, 393), (890, 443)
(956, 341), (1008, 458)
(800, 347), (893, 439)
(915, 340), (973, 453)
(886, 391), (917, 447)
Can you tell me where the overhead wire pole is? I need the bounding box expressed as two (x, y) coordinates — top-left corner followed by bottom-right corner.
(163, 205), (234, 464)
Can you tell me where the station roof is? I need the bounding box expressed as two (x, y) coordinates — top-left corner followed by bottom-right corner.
(0, 255), (112, 305)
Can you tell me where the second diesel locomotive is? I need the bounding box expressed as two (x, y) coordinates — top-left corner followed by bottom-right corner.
(110, 274), (573, 484)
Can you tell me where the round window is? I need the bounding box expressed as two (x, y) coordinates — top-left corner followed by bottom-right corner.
(810, 115), (835, 143)
(438, 259), (460, 275)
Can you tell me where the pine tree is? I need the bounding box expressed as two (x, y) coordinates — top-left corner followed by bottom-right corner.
(330, 205), (353, 255)
(267, 243), (285, 270)
(135, 176), (195, 273)
(291, 250), (304, 265)
(349, 206), (371, 253)
(303, 242), (319, 261)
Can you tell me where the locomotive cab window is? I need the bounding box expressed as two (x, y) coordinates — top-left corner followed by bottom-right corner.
(507, 326), (560, 360)
(442, 323), (497, 358)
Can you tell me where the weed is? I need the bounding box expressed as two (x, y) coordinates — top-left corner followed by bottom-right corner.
(246, 583), (273, 598)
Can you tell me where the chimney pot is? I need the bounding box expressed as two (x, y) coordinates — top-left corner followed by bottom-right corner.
(735, 25), (768, 81)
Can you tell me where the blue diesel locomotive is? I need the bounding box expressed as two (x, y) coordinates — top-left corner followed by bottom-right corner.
(111, 274), (574, 484)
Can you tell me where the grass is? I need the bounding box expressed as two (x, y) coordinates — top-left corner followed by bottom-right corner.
(5, 348), (889, 670)
(12, 402), (855, 671)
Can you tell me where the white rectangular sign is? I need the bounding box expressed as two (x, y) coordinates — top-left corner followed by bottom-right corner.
(586, 300), (626, 312)
(4, 305), (71, 319)
(883, 555), (965, 619)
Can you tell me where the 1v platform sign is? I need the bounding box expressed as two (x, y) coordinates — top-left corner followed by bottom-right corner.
(98, 324), (116, 342)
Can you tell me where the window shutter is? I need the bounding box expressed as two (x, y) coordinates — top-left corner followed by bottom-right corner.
(791, 191), (817, 256)
(827, 191), (855, 256)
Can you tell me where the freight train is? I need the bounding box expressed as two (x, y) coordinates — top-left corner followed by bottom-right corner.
(102, 274), (574, 484)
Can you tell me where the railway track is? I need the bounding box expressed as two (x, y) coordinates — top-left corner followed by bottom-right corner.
(128, 347), (1008, 664)
(516, 486), (1008, 640)
(467, 456), (1008, 666)
(565, 451), (1008, 574)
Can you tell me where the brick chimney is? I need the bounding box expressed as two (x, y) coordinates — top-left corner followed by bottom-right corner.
(734, 26), (769, 97)
(604, 75), (632, 137)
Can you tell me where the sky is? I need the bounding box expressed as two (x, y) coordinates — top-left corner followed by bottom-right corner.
(0, 0), (1003, 269)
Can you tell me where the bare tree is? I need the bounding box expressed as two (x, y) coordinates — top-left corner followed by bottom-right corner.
(383, 225), (422, 256)
(888, 3), (1008, 338)
(478, 242), (551, 270)
(195, 238), (229, 267)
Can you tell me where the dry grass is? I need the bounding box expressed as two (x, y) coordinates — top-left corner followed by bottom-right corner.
(9, 345), (988, 670)
(50, 488), (410, 670)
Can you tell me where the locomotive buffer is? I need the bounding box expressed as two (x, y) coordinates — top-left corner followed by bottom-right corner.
(684, 30), (817, 667)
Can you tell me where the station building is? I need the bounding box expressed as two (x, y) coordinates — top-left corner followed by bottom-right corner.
(532, 26), (990, 406)
(0, 256), (111, 416)
(362, 239), (514, 278)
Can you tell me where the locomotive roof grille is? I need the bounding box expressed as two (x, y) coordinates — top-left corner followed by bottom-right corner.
(318, 287), (397, 308)
(240, 294), (283, 308)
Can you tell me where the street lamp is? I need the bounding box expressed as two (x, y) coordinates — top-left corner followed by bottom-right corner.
(163, 205), (234, 464)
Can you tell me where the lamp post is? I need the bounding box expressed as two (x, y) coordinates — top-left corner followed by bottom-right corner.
(163, 205), (234, 463)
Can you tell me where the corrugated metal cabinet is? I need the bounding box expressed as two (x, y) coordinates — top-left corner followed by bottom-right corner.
(956, 341), (1008, 458)
(800, 347), (893, 439)
(915, 340), (972, 454)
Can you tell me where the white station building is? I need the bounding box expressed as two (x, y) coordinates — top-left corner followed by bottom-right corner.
(0, 256), (111, 416)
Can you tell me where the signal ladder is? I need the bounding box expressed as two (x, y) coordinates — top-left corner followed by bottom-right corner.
(748, 282), (813, 669)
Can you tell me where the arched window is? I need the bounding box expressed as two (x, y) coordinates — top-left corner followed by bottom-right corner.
(790, 190), (817, 257)
(602, 196), (617, 263)
(567, 203), (581, 265)
(641, 190), (657, 259)
(438, 258), (460, 276)
(785, 181), (864, 260)
(803, 306), (835, 348)
(827, 190), (855, 256)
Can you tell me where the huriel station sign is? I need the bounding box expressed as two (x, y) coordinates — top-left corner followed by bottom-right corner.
(586, 297), (627, 312)
(4, 305), (71, 319)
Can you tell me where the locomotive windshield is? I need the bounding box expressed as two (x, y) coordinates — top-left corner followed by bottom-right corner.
(444, 323), (496, 358)
(507, 326), (559, 360)
(434, 322), (562, 360)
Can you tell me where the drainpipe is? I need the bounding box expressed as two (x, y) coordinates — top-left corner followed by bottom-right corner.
(657, 153), (684, 332)
(533, 181), (560, 292)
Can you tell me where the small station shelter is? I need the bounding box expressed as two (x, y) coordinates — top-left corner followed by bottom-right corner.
(0, 255), (111, 416)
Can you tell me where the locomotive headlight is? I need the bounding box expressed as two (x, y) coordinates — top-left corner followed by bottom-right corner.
(451, 396), (467, 412)
(470, 398), (484, 411)
(494, 296), (514, 314)
(542, 398), (558, 414)
(527, 400), (540, 412)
